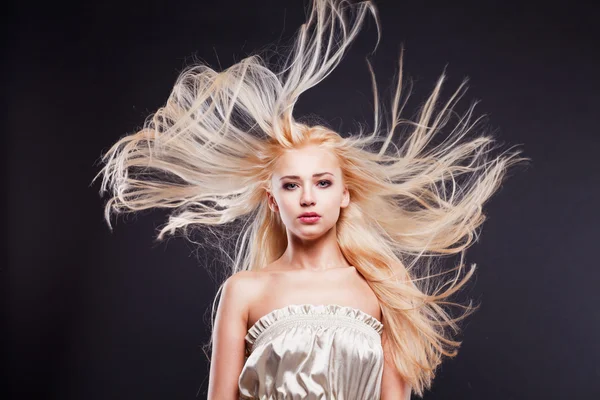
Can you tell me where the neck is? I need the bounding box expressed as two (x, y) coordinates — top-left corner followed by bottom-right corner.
(279, 225), (351, 271)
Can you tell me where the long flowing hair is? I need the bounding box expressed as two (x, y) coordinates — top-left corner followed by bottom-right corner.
(92, 0), (529, 396)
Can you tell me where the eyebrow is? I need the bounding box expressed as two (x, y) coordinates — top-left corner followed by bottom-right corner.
(279, 172), (334, 181)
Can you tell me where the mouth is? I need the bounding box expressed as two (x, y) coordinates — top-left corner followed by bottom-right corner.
(298, 213), (321, 223)
(298, 212), (320, 218)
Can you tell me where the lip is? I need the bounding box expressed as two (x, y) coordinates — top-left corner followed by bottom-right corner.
(298, 212), (321, 224)
(298, 212), (320, 218)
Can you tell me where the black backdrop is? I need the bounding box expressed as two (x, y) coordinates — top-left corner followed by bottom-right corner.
(5, 0), (599, 399)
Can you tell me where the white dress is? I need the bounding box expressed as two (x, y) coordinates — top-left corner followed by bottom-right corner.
(238, 303), (385, 399)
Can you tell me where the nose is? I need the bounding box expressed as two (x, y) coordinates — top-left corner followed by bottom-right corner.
(300, 186), (315, 207)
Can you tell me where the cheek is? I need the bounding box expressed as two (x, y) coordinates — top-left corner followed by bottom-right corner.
(326, 192), (344, 206)
(276, 197), (295, 214)
(320, 197), (343, 217)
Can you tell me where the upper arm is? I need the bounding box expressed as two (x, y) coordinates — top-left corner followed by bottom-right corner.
(207, 271), (254, 400)
(380, 327), (412, 400)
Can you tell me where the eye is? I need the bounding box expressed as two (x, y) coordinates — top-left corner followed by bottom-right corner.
(282, 180), (332, 190)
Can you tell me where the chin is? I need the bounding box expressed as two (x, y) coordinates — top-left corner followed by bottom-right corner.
(295, 229), (323, 238)
(294, 225), (332, 239)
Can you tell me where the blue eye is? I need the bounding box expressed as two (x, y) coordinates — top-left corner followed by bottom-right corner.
(282, 180), (332, 190)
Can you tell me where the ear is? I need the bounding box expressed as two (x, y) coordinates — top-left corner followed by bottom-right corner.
(341, 185), (350, 208)
(266, 191), (279, 212)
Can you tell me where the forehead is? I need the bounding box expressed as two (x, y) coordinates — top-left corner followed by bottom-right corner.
(273, 146), (340, 176)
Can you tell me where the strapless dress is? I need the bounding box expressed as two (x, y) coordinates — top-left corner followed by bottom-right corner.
(238, 303), (385, 399)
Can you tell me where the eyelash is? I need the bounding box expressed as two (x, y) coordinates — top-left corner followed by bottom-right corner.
(283, 180), (332, 190)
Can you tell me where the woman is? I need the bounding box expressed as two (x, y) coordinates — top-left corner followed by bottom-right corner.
(93, 0), (528, 398)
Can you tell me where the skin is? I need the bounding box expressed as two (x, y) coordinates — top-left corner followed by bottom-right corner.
(266, 144), (351, 271)
(207, 144), (410, 399)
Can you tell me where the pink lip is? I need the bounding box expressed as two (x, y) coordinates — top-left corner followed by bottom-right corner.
(298, 213), (321, 223)
(298, 213), (320, 218)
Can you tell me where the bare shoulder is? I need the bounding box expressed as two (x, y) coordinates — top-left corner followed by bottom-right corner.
(221, 270), (268, 312)
(222, 270), (260, 300)
(225, 269), (256, 286)
(227, 269), (271, 285)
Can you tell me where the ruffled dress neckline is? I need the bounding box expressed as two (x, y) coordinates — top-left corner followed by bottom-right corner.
(245, 303), (384, 353)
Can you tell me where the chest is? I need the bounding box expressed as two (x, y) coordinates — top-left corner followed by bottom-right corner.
(247, 269), (381, 331)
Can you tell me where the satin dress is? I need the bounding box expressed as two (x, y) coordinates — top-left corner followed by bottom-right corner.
(238, 303), (385, 400)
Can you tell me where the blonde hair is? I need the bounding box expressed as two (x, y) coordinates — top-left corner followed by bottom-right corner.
(92, 0), (529, 396)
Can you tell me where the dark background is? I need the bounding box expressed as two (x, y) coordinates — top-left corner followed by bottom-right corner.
(5, 0), (599, 399)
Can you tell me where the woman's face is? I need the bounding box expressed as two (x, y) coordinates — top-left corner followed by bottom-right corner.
(268, 144), (349, 240)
